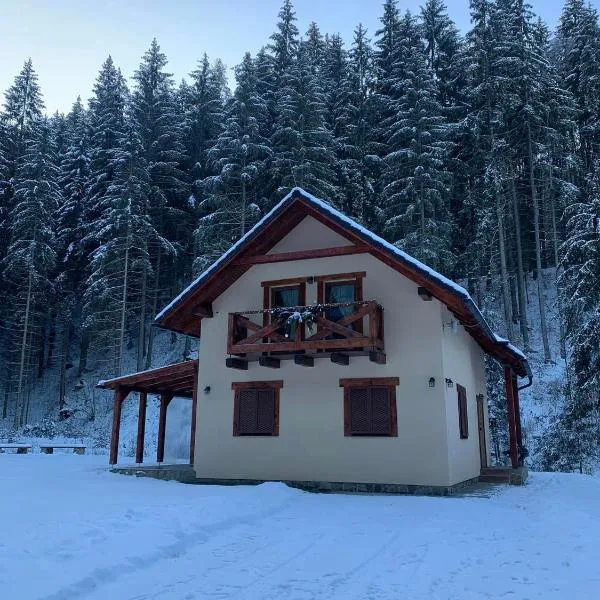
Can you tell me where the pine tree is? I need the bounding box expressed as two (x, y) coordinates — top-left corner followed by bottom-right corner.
(345, 24), (380, 227)
(131, 39), (185, 368)
(54, 97), (90, 406)
(270, 42), (337, 202)
(195, 53), (272, 272)
(83, 120), (172, 377)
(0, 59), (44, 273)
(269, 0), (300, 80)
(182, 53), (228, 204)
(81, 56), (128, 373)
(2, 118), (60, 426)
(382, 12), (452, 273)
(557, 0), (600, 171)
(0, 60), (46, 423)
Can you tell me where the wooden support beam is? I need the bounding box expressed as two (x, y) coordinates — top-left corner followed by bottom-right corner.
(135, 391), (147, 464)
(504, 366), (519, 469)
(109, 387), (129, 465)
(418, 287), (432, 301)
(156, 393), (173, 463)
(190, 370), (198, 465)
(294, 354), (314, 367)
(226, 357), (248, 370)
(511, 374), (523, 455)
(330, 352), (350, 365)
(258, 356), (281, 368)
(191, 303), (213, 318)
(369, 351), (386, 364)
(237, 244), (369, 266)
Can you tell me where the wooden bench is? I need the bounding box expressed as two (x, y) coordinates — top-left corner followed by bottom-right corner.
(0, 444), (32, 454)
(40, 445), (86, 455)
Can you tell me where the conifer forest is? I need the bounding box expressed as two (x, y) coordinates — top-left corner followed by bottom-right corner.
(1, 0), (599, 470)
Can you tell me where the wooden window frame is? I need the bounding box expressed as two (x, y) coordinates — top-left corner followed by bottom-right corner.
(317, 272), (365, 335)
(232, 381), (282, 437)
(340, 377), (399, 437)
(262, 280), (307, 341)
(457, 384), (469, 439)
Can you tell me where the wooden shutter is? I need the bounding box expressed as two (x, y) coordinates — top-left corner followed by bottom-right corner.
(237, 390), (258, 435)
(457, 384), (468, 439)
(256, 389), (275, 434)
(232, 381), (282, 436)
(370, 386), (391, 434)
(342, 378), (398, 437)
(349, 387), (370, 434)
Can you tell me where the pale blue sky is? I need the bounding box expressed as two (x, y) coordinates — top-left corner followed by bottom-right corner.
(0, 0), (579, 115)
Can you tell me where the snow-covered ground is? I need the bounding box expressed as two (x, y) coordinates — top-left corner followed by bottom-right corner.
(1, 455), (599, 600)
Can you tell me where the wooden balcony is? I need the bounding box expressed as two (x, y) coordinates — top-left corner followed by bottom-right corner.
(226, 300), (385, 368)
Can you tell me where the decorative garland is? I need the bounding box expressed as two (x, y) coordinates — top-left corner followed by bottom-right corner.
(269, 305), (322, 338)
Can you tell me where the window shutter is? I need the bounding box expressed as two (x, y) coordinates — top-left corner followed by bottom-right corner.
(370, 386), (391, 434)
(256, 389), (275, 434)
(349, 387), (370, 434)
(238, 390), (258, 434)
(457, 385), (468, 439)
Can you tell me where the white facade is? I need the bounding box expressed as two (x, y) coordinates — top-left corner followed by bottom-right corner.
(193, 216), (489, 488)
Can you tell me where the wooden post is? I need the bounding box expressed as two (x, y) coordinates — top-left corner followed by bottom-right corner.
(109, 387), (128, 465)
(504, 366), (519, 469)
(189, 370), (198, 465)
(156, 393), (172, 463)
(135, 391), (147, 464)
(512, 375), (523, 453)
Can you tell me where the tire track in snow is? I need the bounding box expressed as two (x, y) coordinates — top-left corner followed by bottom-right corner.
(36, 494), (299, 600)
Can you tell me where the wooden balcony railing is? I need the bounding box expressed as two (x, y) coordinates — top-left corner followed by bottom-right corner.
(227, 300), (384, 357)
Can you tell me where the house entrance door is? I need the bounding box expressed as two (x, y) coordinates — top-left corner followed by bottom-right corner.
(476, 394), (487, 469)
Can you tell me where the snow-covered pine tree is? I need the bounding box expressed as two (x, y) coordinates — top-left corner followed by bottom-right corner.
(556, 0), (600, 172)
(83, 119), (172, 377)
(551, 162), (600, 470)
(382, 12), (453, 274)
(321, 34), (353, 213)
(195, 52), (272, 273)
(270, 40), (337, 203)
(181, 54), (229, 210)
(420, 0), (463, 113)
(80, 56), (128, 374)
(461, 0), (515, 341)
(269, 0), (300, 81)
(0, 60), (46, 423)
(55, 97), (90, 407)
(372, 0), (401, 172)
(131, 39), (185, 369)
(2, 118), (60, 427)
(345, 24), (380, 228)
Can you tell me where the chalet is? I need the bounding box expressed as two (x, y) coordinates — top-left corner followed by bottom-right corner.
(99, 187), (531, 493)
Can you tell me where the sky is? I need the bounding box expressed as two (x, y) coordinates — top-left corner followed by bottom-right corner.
(0, 0), (580, 115)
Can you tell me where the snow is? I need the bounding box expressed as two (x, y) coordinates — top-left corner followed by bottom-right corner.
(155, 187), (528, 371)
(2, 455), (599, 600)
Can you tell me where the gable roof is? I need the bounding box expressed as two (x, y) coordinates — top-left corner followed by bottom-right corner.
(156, 188), (530, 378)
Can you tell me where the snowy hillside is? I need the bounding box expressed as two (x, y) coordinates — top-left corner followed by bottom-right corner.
(1, 455), (598, 599)
(0, 329), (198, 463)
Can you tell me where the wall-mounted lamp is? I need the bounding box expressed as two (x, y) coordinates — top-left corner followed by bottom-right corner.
(445, 378), (454, 388)
(203, 385), (211, 395)
(428, 377), (436, 388)
(306, 276), (315, 284)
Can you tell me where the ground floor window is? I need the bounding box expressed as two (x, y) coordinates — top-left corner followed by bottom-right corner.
(232, 381), (282, 436)
(339, 377), (399, 437)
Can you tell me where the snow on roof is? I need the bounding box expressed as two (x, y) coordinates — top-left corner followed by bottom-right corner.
(155, 187), (529, 374)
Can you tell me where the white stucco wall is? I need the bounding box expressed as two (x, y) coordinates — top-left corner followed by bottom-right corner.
(440, 306), (490, 485)
(193, 216), (487, 487)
